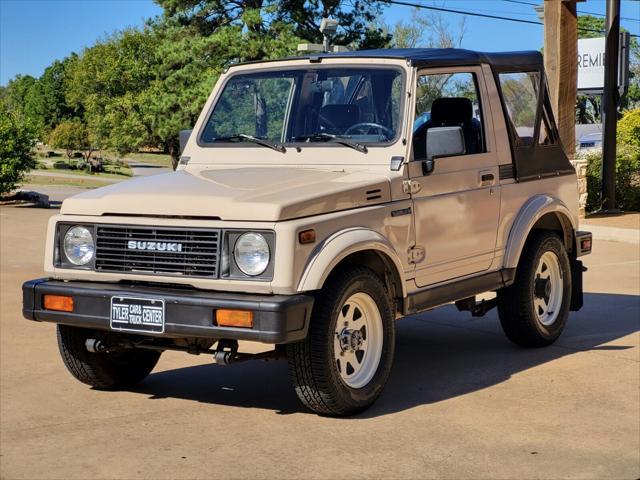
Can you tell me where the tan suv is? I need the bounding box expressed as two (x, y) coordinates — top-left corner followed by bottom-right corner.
(23, 49), (592, 416)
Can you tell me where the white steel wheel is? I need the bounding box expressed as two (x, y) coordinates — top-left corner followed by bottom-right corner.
(333, 292), (384, 389)
(286, 267), (395, 416)
(497, 231), (572, 348)
(533, 251), (563, 326)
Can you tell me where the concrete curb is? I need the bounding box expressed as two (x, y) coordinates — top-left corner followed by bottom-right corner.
(582, 224), (639, 245)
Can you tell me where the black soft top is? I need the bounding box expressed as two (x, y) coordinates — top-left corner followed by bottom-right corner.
(304, 48), (542, 71)
(236, 48), (543, 72)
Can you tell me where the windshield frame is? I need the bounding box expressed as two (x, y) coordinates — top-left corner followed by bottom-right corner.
(196, 63), (407, 150)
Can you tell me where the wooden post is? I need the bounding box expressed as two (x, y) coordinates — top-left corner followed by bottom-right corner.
(543, 0), (583, 157)
(543, 0), (586, 215)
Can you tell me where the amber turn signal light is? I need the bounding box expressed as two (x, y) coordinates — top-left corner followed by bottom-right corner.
(216, 309), (254, 328)
(43, 295), (74, 312)
(299, 229), (316, 244)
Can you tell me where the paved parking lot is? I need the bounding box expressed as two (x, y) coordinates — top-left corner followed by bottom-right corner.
(1, 204), (638, 479)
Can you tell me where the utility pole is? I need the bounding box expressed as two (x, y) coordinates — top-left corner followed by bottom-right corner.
(600, 0), (621, 212)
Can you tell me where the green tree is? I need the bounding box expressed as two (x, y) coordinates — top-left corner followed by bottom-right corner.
(48, 120), (91, 159)
(155, 0), (390, 48)
(2, 57), (78, 138)
(66, 29), (158, 155)
(0, 103), (36, 195)
(2, 75), (46, 135)
(37, 57), (79, 132)
(143, 18), (302, 166)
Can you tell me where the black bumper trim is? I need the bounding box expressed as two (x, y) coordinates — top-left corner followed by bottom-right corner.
(22, 278), (314, 344)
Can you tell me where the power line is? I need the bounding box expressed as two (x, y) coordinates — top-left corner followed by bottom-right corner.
(503, 0), (640, 23)
(388, 0), (542, 25)
(386, 0), (639, 38)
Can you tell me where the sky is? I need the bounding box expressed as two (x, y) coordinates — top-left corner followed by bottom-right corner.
(0, 0), (638, 86)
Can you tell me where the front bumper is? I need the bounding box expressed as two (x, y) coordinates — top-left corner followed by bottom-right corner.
(22, 278), (313, 344)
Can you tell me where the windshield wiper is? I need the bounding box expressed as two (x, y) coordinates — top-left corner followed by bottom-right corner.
(293, 133), (368, 154)
(212, 134), (286, 153)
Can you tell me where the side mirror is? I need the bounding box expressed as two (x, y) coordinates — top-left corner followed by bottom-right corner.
(179, 129), (193, 154)
(423, 126), (466, 175)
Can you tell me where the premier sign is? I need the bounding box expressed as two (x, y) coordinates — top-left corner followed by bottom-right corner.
(578, 37), (606, 91)
(577, 35), (630, 94)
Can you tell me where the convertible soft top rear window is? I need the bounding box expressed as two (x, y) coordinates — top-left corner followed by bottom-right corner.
(200, 67), (404, 147)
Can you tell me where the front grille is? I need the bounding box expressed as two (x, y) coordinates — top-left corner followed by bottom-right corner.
(95, 226), (220, 277)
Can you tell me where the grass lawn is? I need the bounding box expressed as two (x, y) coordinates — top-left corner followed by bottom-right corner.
(35, 166), (132, 179)
(25, 175), (118, 189)
(120, 152), (173, 168)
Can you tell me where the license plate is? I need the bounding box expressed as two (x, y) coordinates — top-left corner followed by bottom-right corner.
(110, 296), (165, 334)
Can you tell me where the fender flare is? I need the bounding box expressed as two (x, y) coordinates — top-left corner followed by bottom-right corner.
(504, 194), (577, 270)
(297, 228), (407, 297)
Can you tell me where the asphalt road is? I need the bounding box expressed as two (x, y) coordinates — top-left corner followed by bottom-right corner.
(1, 205), (638, 479)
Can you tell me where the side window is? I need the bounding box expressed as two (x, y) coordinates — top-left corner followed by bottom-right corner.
(498, 72), (540, 146)
(413, 72), (486, 159)
(538, 98), (558, 146)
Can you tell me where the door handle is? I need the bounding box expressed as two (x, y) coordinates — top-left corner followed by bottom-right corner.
(479, 171), (495, 186)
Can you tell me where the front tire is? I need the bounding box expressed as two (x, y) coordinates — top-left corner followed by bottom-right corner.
(57, 325), (161, 389)
(497, 231), (572, 347)
(286, 267), (395, 416)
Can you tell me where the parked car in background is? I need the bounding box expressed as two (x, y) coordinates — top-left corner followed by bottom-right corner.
(577, 131), (602, 150)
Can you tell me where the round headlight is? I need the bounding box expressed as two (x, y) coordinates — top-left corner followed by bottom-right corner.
(234, 233), (270, 276)
(63, 226), (95, 266)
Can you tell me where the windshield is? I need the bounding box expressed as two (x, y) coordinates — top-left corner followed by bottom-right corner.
(200, 67), (404, 146)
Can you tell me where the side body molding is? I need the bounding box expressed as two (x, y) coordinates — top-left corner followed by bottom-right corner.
(503, 194), (577, 270)
(297, 228), (407, 296)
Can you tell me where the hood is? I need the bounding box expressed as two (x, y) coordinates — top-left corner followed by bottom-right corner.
(60, 167), (391, 221)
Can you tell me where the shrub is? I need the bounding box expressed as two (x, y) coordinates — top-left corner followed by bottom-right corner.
(581, 146), (640, 212)
(52, 160), (77, 170)
(617, 109), (640, 150)
(0, 103), (36, 195)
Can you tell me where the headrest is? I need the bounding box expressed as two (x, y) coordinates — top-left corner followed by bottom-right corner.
(319, 104), (360, 131)
(430, 97), (473, 126)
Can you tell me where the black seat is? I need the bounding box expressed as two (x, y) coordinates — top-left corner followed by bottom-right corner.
(413, 97), (482, 159)
(318, 104), (360, 135)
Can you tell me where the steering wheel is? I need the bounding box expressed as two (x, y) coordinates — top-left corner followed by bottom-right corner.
(344, 122), (394, 139)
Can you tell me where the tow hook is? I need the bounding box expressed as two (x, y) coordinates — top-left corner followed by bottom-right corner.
(214, 339), (239, 366)
(85, 338), (107, 353)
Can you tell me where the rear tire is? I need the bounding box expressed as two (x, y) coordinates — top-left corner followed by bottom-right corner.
(57, 325), (161, 389)
(286, 267), (395, 416)
(497, 231), (571, 347)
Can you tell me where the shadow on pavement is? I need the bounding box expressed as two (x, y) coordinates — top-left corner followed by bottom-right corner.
(128, 292), (639, 417)
(128, 164), (167, 169)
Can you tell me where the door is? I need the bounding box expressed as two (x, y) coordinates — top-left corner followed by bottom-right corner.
(408, 67), (500, 287)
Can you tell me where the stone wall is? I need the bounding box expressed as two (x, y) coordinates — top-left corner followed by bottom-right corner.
(571, 159), (588, 218)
